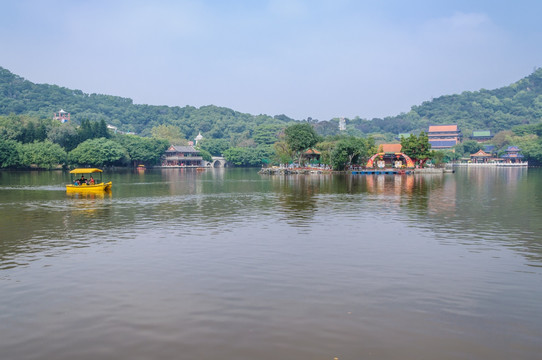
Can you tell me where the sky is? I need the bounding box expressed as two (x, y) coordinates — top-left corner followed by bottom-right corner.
(1, 0), (541, 121)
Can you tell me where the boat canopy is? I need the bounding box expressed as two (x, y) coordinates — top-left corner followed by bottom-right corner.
(69, 168), (103, 174)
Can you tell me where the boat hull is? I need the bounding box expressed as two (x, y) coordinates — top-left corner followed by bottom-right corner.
(66, 181), (112, 193)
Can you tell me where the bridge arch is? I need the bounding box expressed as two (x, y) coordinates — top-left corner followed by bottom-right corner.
(211, 157), (228, 168)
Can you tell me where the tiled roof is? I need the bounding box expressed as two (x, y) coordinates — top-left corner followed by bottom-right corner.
(166, 145), (199, 153)
(472, 130), (491, 137)
(471, 150), (491, 157)
(501, 153), (524, 158)
(304, 149), (321, 155)
(378, 143), (402, 153)
(428, 125), (458, 132)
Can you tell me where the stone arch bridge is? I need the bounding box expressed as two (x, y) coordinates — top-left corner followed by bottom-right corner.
(210, 157), (228, 168)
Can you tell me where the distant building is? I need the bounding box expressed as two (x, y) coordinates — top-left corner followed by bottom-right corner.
(339, 117), (346, 131)
(195, 132), (204, 146)
(53, 109), (70, 123)
(501, 146), (525, 163)
(107, 124), (118, 133)
(470, 149), (493, 163)
(366, 143), (415, 168)
(162, 145), (204, 167)
(471, 130), (492, 142)
(378, 143), (403, 153)
(428, 124), (461, 149)
(303, 148), (321, 163)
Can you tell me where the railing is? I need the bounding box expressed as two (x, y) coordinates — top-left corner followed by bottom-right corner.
(452, 162), (528, 166)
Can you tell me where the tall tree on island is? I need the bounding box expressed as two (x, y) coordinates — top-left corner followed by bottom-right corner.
(400, 132), (432, 167)
(284, 123), (320, 165)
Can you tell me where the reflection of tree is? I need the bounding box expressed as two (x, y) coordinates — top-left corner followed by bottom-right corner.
(273, 176), (319, 225)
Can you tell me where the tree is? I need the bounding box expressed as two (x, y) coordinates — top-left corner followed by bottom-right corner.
(460, 140), (483, 155)
(0, 139), (22, 168)
(253, 123), (284, 145)
(21, 141), (67, 169)
(92, 119), (110, 139)
(492, 130), (514, 149)
(284, 123), (320, 165)
(330, 137), (371, 170)
(198, 138), (230, 156)
(400, 131), (432, 166)
(430, 150), (450, 166)
(273, 140), (293, 165)
(47, 124), (79, 151)
(69, 138), (129, 167)
(197, 148), (213, 162)
(118, 135), (169, 166)
(151, 124), (186, 145)
(223, 147), (259, 167)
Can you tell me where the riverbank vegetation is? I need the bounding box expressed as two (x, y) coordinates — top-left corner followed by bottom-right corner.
(1, 66), (542, 168)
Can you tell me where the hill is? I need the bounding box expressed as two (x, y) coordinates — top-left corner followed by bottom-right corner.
(347, 68), (542, 136)
(0, 67), (294, 142)
(1, 66), (542, 139)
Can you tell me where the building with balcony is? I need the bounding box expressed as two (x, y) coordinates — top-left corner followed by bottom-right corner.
(428, 124), (461, 149)
(162, 145), (204, 167)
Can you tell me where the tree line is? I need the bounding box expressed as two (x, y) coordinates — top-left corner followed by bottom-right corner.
(0, 114), (169, 169)
(2, 65), (542, 168)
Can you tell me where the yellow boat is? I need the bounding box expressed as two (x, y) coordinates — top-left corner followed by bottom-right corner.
(66, 168), (112, 193)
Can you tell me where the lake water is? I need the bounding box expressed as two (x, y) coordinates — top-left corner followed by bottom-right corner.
(1, 167), (541, 360)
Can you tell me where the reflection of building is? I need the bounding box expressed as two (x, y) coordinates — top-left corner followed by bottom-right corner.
(162, 145), (204, 167)
(53, 109), (70, 123)
(428, 125), (461, 149)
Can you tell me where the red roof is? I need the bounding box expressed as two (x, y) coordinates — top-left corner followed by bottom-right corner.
(428, 125), (458, 132)
(471, 150), (491, 157)
(304, 149), (321, 155)
(379, 143), (402, 153)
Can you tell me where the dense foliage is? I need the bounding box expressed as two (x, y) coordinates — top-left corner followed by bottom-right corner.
(0, 67), (294, 142)
(2, 65), (542, 168)
(342, 68), (542, 137)
(284, 123), (321, 165)
(400, 132), (432, 166)
(330, 137), (374, 170)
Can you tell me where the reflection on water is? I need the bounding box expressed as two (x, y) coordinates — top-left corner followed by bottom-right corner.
(1, 168), (542, 360)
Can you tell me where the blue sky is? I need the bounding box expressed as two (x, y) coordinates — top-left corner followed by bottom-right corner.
(1, 0), (541, 120)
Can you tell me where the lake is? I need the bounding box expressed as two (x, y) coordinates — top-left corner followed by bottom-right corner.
(1, 167), (541, 360)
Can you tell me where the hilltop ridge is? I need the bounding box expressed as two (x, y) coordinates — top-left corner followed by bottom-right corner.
(1, 66), (541, 138)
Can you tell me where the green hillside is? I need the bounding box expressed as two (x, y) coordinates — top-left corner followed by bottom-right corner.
(1, 66), (542, 139)
(348, 68), (542, 135)
(0, 67), (294, 141)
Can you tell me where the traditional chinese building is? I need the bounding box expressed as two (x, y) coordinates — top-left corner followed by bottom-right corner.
(162, 145), (204, 167)
(427, 124), (461, 149)
(470, 130), (492, 142)
(53, 109), (70, 123)
(303, 149), (321, 163)
(366, 143), (415, 168)
(470, 149), (492, 163)
(501, 146), (525, 163)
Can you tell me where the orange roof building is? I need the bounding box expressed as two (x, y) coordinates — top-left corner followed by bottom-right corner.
(378, 143), (403, 153)
(428, 124), (461, 149)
